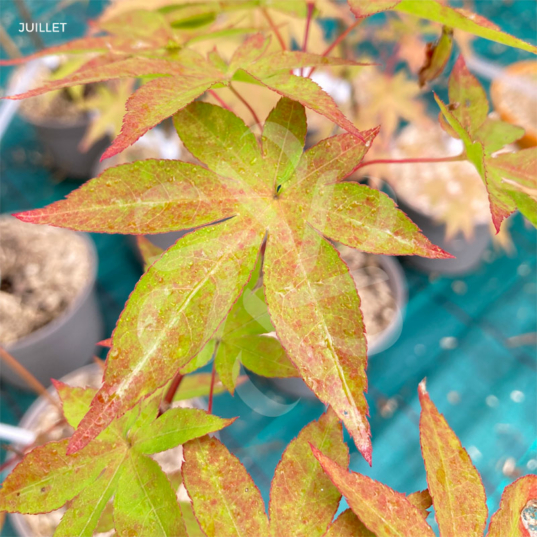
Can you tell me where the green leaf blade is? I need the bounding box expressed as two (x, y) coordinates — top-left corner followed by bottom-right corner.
(418, 381), (488, 537)
(132, 408), (235, 454)
(68, 217), (263, 454)
(264, 220), (371, 462)
(262, 98), (307, 189)
(183, 436), (269, 537)
(54, 458), (123, 537)
(174, 102), (269, 194)
(0, 440), (124, 514)
(16, 160), (237, 234)
(114, 452), (186, 537)
(269, 408), (349, 537)
(306, 182), (452, 258)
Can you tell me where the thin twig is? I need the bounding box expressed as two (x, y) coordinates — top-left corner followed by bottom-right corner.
(209, 89), (233, 111)
(307, 19), (363, 78)
(300, 2), (315, 76)
(262, 8), (286, 51)
(0, 346), (60, 409)
(208, 361), (217, 414)
(0, 23), (21, 59)
(164, 371), (184, 406)
(357, 154), (466, 170)
(229, 84), (261, 126)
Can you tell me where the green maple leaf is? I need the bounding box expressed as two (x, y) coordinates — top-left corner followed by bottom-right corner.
(0, 382), (234, 537)
(17, 97), (448, 463)
(3, 33), (371, 161)
(136, 238), (297, 391)
(313, 381), (537, 537)
(182, 408), (347, 537)
(348, 0), (537, 54)
(435, 56), (536, 231)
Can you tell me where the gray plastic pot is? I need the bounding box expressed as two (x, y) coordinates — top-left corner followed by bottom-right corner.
(1, 233), (104, 390)
(397, 199), (490, 275)
(270, 255), (407, 399)
(28, 115), (110, 180)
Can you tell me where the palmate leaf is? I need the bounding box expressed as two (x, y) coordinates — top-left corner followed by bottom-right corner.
(114, 452), (186, 537)
(4, 33), (371, 160)
(418, 381), (487, 537)
(182, 436), (270, 537)
(16, 98), (448, 461)
(137, 239), (296, 388)
(0, 381), (234, 536)
(435, 56), (537, 231)
(314, 382), (534, 536)
(348, 0), (537, 54)
(269, 408), (348, 537)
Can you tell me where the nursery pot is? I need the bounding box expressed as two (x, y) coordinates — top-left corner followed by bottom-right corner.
(6, 364), (204, 537)
(397, 199), (490, 275)
(28, 115), (110, 180)
(1, 228), (103, 390)
(271, 254), (407, 399)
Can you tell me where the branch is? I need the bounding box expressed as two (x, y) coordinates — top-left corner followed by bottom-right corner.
(300, 2), (315, 76)
(307, 19), (363, 78)
(0, 346), (60, 409)
(262, 8), (286, 51)
(209, 89), (233, 111)
(229, 84), (261, 126)
(356, 154), (466, 170)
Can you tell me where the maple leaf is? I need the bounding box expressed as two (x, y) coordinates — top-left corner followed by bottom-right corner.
(136, 238), (297, 391)
(435, 56), (536, 231)
(418, 380), (488, 536)
(418, 25), (453, 87)
(348, 0), (537, 54)
(353, 67), (427, 141)
(16, 98), (449, 462)
(182, 436), (270, 537)
(313, 379), (536, 537)
(4, 33), (372, 160)
(269, 408), (348, 537)
(0, 381), (234, 536)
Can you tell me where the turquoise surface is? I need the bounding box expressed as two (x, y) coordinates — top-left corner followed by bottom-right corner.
(1, 1), (536, 536)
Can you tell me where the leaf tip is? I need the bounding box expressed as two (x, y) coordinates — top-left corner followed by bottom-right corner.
(97, 338), (113, 348)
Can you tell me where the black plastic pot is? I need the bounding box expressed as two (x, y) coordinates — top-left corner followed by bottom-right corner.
(28, 115), (110, 180)
(1, 232), (104, 390)
(397, 199), (490, 275)
(270, 255), (407, 399)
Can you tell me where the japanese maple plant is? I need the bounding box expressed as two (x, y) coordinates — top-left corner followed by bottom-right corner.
(1, 1), (536, 535)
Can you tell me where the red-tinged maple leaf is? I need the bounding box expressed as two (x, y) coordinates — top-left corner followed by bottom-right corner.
(312, 446), (436, 537)
(348, 0), (537, 54)
(269, 408), (348, 537)
(314, 380), (536, 537)
(4, 33), (372, 160)
(435, 56), (537, 232)
(487, 475), (537, 537)
(16, 98), (449, 461)
(418, 380), (488, 537)
(182, 436), (270, 537)
(0, 381), (233, 536)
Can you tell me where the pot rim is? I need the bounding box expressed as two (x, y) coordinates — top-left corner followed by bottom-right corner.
(3, 218), (99, 352)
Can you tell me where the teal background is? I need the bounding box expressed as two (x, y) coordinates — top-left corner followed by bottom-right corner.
(0, 1), (536, 535)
